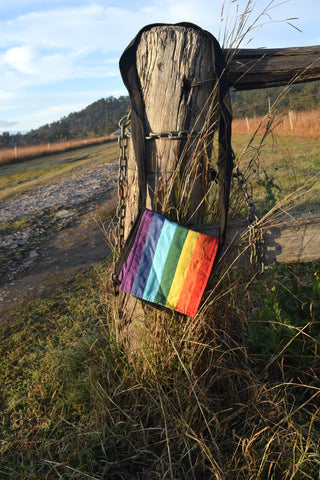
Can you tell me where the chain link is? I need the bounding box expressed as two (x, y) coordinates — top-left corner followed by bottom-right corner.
(116, 111), (131, 250)
(234, 167), (264, 271)
(145, 130), (200, 140)
(114, 114), (263, 272)
(234, 167), (259, 224)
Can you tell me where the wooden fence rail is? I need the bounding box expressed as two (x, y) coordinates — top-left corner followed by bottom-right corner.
(227, 45), (320, 90)
(218, 44), (320, 265)
(116, 24), (320, 341)
(195, 214), (320, 266)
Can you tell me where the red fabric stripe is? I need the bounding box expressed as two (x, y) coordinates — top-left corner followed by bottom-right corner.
(186, 235), (219, 317)
(175, 234), (210, 314)
(175, 234), (219, 317)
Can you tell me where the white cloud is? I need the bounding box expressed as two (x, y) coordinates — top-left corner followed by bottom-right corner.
(0, 0), (315, 88)
(0, 89), (14, 101)
(0, 4), (144, 51)
(0, 0), (319, 133)
(30, 103), (89, 122)
(0, 4), (135, 92)
(0, 47), (119, 93)
(1, 1), (318, 57)
(4, 45), (36, 74)
(2, 86), (128, 132)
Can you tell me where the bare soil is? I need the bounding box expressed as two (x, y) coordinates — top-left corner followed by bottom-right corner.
(0, 156), (118, 319)
(0, 197), (117, 319)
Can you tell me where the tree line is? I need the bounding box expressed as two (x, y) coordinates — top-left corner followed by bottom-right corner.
(0, 96), (130, 149)
(1, 81), (320, 149)
(231, 80), (320, 118)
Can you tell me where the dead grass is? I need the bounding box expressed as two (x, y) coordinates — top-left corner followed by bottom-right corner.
(0, 135), (117, 166)
(1, 259), (319, 479)
(1, 4), (319, 478)
(232, 109), (320, 139)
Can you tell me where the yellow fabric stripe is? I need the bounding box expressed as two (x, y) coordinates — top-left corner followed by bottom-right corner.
(166, 229), (199, 310)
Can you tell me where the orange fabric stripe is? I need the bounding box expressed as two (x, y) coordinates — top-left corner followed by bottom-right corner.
(175, 234), (217, 315)
(186, 235), (219, 316)
(166, 230), (199, 310)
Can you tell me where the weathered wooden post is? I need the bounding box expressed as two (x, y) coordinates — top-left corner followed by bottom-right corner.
(120, 23), (232, 236)
(114, 23), (233, 348)
(114, 22), (320, 349)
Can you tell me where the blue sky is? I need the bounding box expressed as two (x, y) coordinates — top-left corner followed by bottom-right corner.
(0, 0), (319, 133)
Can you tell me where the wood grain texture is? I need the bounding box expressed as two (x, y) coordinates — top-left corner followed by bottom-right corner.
(227, 46), (320, 90)
(124, 25), (218, 239)
(120, 25), (221, 345)
(117, 26), (320, 341)
(194, 214), (320, 265)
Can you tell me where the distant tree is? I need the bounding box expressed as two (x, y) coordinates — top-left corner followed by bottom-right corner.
(0, 132), (11, 148)
(57, 119), (71, 140)
(231, 80), (320, 118)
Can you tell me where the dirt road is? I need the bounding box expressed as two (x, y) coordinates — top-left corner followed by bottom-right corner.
(0, 160), (118, 318)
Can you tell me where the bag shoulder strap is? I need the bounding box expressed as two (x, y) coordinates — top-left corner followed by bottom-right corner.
(115, 23), (233, 281)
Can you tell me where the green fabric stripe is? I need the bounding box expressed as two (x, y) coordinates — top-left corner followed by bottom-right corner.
(154, 224), (189, 306)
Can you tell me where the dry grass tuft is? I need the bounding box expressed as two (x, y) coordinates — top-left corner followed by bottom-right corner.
(233, 109), (320, 139)
(0, 135), (117, 166)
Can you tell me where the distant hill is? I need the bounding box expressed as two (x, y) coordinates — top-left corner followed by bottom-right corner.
(231, 80), (320, 118)
(1, 80), (320, 148)
(0, 96), (131, 149)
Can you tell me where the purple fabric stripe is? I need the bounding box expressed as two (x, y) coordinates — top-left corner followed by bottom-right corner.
(130, 213), (165, 298)
(119, 209), (155, 293)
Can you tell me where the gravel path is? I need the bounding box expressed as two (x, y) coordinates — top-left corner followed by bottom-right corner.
(0, 161), (118, 226)
(0, 161), (118, 289)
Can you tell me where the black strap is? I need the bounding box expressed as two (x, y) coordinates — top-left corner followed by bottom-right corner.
(115, 23), (233, 280)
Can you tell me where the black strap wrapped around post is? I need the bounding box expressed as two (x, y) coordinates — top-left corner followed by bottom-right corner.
(114, 23), (233, 281)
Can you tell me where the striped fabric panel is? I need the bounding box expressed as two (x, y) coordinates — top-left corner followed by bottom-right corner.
(182, 234), (219, 316)
(175, 233), (214, 315)
(130, 213), (165, 298)
(142, 217), (177, 302)
(154, 225), (189, 306)
(118, 209), (154, 293)
(165, 229), (200, 310)
(119, 209), (219, 317)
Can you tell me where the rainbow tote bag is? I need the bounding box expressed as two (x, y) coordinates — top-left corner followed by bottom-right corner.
(118, 209), (219, 317)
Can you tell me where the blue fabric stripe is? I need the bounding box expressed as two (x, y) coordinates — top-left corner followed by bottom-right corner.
(142, 217), (177, 302)
(130, 213), (165, 298)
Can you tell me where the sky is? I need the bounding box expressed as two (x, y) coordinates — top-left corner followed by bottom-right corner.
(0, 0), (319, 134)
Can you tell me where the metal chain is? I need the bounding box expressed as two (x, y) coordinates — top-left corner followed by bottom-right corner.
(145, 122), (218, 141)
(115, 113), (264, 271)
(145, 130), (200, 140)
(248, 221), (264, 271)
(115, 121), (205, 249)
(234, 166), (264, 271)
(116, 111), (131, 250)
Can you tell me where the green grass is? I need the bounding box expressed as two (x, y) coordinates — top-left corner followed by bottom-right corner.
(246, 263), (320, 367)
(1, 133), (320, 478)
(0, 259), (319, 479)
(230, 135), (320, 216)
(0, 216), (33, 233)
(0, 142), (118, 202)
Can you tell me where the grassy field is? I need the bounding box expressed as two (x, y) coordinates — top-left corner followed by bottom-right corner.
(1, 134), (319, 214)
(232, 109), (320, 140)
(0, 141), (118, 203)
(0, 136), (117, 167)
(230, 134), (320, 216)
(1, 260), (319, 479)
(0, 134), (319, 479)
